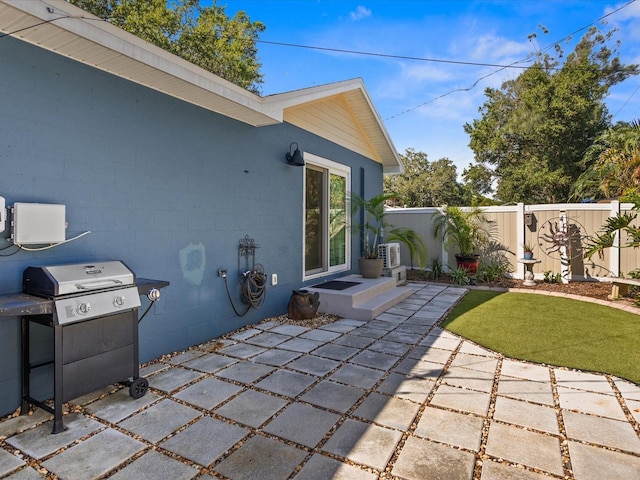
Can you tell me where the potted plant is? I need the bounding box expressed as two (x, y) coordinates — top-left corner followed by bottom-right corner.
(432, 205), (494, 275)
(521, 242), (535, 260)
(350, 193), (426, 278)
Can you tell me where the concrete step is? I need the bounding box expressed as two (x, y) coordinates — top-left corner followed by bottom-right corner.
(306, 274), (414, 321)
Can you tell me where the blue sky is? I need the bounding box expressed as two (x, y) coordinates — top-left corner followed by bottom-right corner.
(216, 1), (640, 174)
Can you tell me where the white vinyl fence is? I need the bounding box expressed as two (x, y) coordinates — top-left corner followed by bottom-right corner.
(385, 202), (639, 281)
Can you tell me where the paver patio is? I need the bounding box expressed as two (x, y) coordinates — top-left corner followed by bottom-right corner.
(1, 283), (640, 479)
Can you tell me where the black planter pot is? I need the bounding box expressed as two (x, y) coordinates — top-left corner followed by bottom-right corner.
(455, 254), (480, 275)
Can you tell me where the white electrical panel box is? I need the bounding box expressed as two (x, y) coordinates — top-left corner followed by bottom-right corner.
(12, 203), (66, 245)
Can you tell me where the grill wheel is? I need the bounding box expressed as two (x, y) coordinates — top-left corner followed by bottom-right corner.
(129, 377), (148, 399)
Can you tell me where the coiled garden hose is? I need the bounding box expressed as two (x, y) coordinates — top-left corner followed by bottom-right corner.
(221, 265), (267, 317)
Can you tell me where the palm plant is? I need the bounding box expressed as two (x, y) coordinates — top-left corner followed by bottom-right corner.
(350, 193), (426, 266)
(432, 206), (494, 256)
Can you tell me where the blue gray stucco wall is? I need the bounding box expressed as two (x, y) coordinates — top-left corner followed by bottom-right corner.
(0, 37), (384, 416)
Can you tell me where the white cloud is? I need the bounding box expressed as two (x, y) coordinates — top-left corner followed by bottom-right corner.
(350, 5), (372, 21)
(466, 34), (531, 63)
(606, 1), (640, 21)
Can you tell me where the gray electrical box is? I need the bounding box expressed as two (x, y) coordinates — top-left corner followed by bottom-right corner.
(12, 203), (66, 245)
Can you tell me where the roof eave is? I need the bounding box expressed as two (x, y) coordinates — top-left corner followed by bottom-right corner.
(0, 0), (279, 126)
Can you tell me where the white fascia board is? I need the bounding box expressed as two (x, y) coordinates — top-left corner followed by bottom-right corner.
(1, 0), (280, 126)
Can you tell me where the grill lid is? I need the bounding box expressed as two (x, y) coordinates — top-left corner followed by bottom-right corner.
(23, 261), (136, 297)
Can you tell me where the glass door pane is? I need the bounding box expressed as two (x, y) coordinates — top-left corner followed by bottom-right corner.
(305, 167), (324, 273)
(329, 173), (346, 267)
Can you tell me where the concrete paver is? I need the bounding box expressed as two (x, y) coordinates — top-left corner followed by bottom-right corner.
(563, 410), (640, 453)
(322, 419), (402, 470)
(312, 343), (360, 361)
(480, 460), (552, 480)
(244, 331), (290, 348)
(430, 383), (492, 416)
(263, 402), (340, 448)
(117, 399), (201, 443)
(254, 368), (317, 397)
(493, 396), (559, 434)
(213, 434), (307, 480)
(496, 375), (555, 405)
(214, 390), (288, 428)
(6, 413), (102, 459)
(392, 435), (476, 480)
(286, 354), (340, 376)
(2, 466), (42, 480)
(485, 422), (564, 476)
(160, 416), (248, 466)
(568, 440), (640, 480)
(500, 358), (551, 382)
(351, 349), (399, 370)
(450, 351), (499, 373)
(293, 454), (377, 480)
(250, 347), (302, 366)
(329, 363), (385, 389)
(557, 386), (628, 420)
(182, 352), (237, 373)
(369, 338), (412, 356)
(0, 448), (25, 477)
(442, 365), (496, 392)
(214, 360), (275, 384)
(84, 389), (160, 423)
(415, 406), (484, 451)
(108, 450), (199, 480)
(407, 343), (455, 364)
(300, 380), (365, 412)
(2, 283), (640, 480)
(555, 368), (617, 395)
(173, 376), (243, 410)
(353, 392), (420, 430)
(147, 367), (203, 393)
(332, 333), (374, 349)
(300, 328), (342, 342)
(41, 429), (145, 480)
(377, 371), (435, 403)
(394, 357), (445, 379)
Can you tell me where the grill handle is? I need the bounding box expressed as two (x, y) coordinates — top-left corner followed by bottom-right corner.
(74, 279), (123, 290)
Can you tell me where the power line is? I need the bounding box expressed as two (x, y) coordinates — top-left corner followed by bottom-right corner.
(258, 39), (538, 70)
(612, 82), (640, 119)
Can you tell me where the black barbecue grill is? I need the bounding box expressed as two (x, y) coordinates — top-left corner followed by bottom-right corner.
(17, 261), (168, 433)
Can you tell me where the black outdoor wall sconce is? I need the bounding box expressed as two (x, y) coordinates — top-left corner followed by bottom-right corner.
(286, 142), (305, 166)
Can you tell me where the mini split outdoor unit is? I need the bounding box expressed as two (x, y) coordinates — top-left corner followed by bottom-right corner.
(378, 242), (401, 269)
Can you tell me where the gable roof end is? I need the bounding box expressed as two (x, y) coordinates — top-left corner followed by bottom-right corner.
(264, 80), (402, 174)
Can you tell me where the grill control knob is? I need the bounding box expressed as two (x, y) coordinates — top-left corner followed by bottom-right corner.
(114, 295), (126, 307)
(77, 303), (91, 315)
(147, 288), (161, 302)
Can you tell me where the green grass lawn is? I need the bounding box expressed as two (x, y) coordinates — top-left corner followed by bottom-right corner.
(442, 291), (640, 383)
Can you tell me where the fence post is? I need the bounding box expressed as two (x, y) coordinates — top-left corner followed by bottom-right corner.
(516, 203), (525, 279)
(438, 206), (449, 272)
(610, 200), (621, 277)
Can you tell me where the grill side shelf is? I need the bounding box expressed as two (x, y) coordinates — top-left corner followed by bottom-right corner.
(136, 278), (170, 296)
(0, 295), (53, 317)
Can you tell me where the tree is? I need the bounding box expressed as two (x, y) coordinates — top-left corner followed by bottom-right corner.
(384, 149), (469, 207)
(571, 120), (640, 201)
(69, 0), (265, 93)
(461, 163), (495, 206)
(465, 27), (639, 204)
